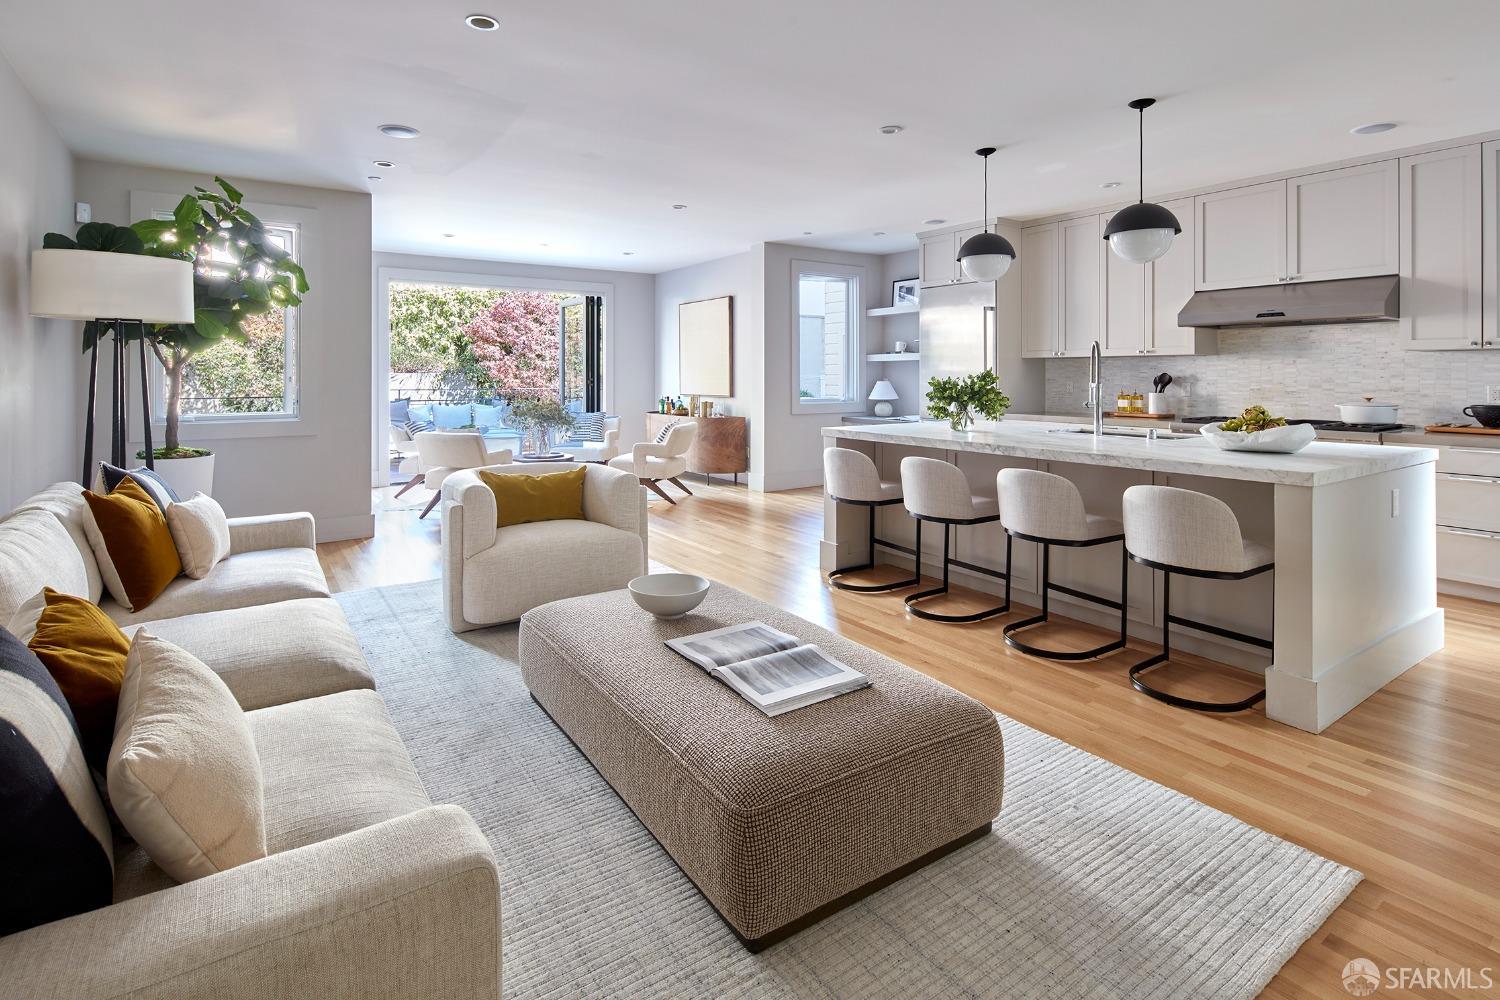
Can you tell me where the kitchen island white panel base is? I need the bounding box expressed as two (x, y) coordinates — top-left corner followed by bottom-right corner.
(822, 421), (1443, 734)
(1266, 609), (1444, 733)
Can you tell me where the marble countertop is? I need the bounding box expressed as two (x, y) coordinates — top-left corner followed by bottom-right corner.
(822, 418), (1437, 487)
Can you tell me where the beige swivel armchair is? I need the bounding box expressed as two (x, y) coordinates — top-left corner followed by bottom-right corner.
(608, 420), (698, 504)
(401, 431), (514, 518)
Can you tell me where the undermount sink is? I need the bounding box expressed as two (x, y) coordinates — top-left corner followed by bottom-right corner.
(1047, 427), (1195, 440)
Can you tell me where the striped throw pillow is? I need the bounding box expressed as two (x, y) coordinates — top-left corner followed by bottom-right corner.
(405, 416), (436, 437)
(0, 626), (115, 935)
(654, 419), (679, 444)
(573, 412), (606, 443)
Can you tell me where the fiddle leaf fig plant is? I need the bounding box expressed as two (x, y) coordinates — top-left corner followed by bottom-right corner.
(926, 369), (1011, 432)
(123, 177), (309, 456)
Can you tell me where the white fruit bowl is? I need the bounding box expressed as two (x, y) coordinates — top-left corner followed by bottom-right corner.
(1199, 422), (1317, 454)
(627, 573), (710, 619)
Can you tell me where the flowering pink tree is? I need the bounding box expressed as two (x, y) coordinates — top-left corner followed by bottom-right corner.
(461, 291), (562, 396)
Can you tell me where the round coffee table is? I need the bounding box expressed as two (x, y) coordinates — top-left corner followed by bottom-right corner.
(513, 452), (574, 463)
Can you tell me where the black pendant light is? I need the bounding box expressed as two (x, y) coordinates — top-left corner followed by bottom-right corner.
(957, 147), (1017, 282)
(1103, 98), (1181, 263)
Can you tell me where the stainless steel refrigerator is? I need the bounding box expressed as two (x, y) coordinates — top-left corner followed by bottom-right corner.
(917, 280), (1043, 413)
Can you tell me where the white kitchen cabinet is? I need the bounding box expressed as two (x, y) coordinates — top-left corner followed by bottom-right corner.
(1099, 198), (1215, 357)
(1149, 198), (1214, 355)
(1101, 216), (1148, 356)
(1431, 445), (1500, 597)
(1020, 223), (1061, 358)
(919, 224), (989, 288)
(1484, 140), (1500, 349)
(1286, 160), (1400, 282)
(1060, 215), (1102, 355)
(1195, 181), (1287, 290)
(1436, 527), (1500, 592)
(1400, 145), (1484, 351)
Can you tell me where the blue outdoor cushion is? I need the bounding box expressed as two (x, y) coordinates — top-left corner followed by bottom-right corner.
(473, 404), (504, 429)
(409, 404), (434, 425)
(390, 398), (411, 424)
(434, 404), (472, 429)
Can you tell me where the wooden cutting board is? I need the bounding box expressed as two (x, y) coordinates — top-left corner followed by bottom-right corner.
(1105, 411), (1176, 420)
(1424, 424), (1500, 436)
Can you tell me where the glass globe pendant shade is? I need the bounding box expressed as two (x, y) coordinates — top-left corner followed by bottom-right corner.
(1102, 200), (1181, 263)
(957, 230), (1016, 282)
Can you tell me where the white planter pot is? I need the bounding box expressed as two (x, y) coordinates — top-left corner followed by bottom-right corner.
(149, 453), (215, 498)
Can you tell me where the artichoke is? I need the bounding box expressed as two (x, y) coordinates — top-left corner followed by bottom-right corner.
(1220, 405), (1287, 434)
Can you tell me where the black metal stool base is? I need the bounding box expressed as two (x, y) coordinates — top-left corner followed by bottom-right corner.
(1001, 531), (1129, 662)
(1125, 558), (1272, 714)
(903, 516), (1010, 623)
(827, 496), (918, 593)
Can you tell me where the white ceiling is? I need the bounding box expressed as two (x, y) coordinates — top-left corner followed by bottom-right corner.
(3, 0), (1499, 273)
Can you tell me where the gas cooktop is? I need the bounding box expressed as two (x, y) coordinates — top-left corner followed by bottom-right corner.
(1179, 416), (1408, 434)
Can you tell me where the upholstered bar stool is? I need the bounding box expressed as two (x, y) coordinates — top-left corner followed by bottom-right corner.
(1121, 485), (1274, 713)
(822, 447), (918, 593)
(899, 456), (1009, 623)
(997, 468), (1128, 660)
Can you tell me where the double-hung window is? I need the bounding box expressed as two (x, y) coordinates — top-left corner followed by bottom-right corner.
(792, 261), (863, 413)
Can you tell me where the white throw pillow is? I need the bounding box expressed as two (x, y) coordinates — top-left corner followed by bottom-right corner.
(108, 630), (267, 882)
(165, 493), (232, 579)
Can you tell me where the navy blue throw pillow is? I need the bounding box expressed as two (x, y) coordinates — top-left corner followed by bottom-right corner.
(0, 627), (115, 936)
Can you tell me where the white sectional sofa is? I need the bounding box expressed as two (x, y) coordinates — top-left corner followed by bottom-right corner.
(0, 483), (502, 999)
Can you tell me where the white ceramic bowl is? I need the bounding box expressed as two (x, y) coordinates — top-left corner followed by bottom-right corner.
(1199, 422), (1317, 454)
(627, 573), (710, 619)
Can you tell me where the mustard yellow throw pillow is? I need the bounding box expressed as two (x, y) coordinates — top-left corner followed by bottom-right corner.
(82, 477), (183, 612)
(8, 587), (130, 770)
(479, 466), (586, 528)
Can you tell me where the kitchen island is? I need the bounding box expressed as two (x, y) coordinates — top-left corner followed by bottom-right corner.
(822, 419), (1443, 732)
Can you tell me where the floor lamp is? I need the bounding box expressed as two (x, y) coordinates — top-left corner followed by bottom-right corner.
(29, 250), (194, 486)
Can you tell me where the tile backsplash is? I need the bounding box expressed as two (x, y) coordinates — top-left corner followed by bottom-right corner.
(1042, 323), (1500, 428)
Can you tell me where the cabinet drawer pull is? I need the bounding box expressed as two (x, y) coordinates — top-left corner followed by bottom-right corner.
(1437, 473), (1500, 484)
(1447, 447), (1500, 456)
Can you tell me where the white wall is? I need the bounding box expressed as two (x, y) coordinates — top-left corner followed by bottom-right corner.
(0, 56), (78, 510)
(73, 160), (374, 541)
(653, 251), (761, 480)
(760, 242), (891, 492)
(374, 252), (656, 456)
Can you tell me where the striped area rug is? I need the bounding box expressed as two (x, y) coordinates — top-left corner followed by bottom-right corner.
(336, 581), (1359, 1000)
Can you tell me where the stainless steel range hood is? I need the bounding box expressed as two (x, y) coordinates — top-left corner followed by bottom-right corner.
(1176, 275), (1399, 328)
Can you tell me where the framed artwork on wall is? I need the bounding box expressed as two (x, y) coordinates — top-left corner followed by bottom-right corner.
(678, 295), (733, 397)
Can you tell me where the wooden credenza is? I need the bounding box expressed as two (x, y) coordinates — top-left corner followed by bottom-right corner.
(645, 413), (749, 480)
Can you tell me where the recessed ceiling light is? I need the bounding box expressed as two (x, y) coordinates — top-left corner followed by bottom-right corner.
(379, 124), (421, 139)
(924, 218), (946, 225)
(873, 231), (887, 237)
(622, 251), (636, 256)
(464, 13), (499, 31)
(1350, 122), (1397, 135)
(367, 175), (382, 181)
(441, 233), (456, 239)
(802, 231), (813, 236)
(373, 159), (395, 168)
(1101, 181), (1123, 189)
(878, 125), (905, 136)
(672, 204), (687, 210)
(540, 243), (550, 247)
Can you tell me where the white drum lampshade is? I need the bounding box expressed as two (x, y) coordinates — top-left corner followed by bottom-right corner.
(868, 379), (899, 417)
(30, 249), (194, 322)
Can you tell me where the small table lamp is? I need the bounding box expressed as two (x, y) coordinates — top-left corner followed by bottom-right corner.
(868, 379), (899, 418)
(30, 249), (194, 484)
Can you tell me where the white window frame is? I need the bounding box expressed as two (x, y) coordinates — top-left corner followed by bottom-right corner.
(790, 259), (865, 415)
(129, 191), (322, 442)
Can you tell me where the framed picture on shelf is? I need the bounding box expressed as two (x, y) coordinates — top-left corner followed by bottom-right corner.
(891, 278), (919, 309)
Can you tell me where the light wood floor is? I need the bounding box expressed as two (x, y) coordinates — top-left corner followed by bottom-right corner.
(319, 480), (1500, 999)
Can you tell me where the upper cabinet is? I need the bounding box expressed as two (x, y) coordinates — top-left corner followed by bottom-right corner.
(919, 224), (988, 287)
(1286, 160), (1399, 283)
(1100, 197), (1215, 356)
(1485, 140), (1500, 351)
(1059, 216), (1102, 355)
(1195, 163), (1399, 290)
(1195, 181), (1286, 290)
(1020, 223), (1061, 357)
(1400, 144), (1485, 351)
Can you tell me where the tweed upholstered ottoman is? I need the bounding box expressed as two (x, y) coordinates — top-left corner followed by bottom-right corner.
(518, 583), (1004, 951)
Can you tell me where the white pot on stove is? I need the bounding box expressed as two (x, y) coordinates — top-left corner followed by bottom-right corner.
(1336, 398), (1400, 424)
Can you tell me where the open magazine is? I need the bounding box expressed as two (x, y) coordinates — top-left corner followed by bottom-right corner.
(666, 621), (871, 716)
